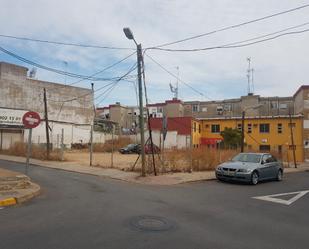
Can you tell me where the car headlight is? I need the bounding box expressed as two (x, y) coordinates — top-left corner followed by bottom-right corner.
(217, 166), (223, 171)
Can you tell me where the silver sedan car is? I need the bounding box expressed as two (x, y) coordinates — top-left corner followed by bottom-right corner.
(215, 153), (284, 185)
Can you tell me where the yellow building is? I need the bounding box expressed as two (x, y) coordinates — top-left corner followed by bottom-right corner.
(198, 115), (304, 162)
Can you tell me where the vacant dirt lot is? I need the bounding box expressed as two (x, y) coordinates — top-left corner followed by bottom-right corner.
(65, 150), (140, 170)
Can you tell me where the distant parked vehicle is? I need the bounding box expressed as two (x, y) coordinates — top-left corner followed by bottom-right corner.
(215, 153), (284, 185)
(119, 143), (161, 155)
(118, 144), (140, 154)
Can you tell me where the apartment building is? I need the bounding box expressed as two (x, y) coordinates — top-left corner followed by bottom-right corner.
(199, 115), (303, 162)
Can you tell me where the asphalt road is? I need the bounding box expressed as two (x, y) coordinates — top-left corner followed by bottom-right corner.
(1, 160), (309, 249)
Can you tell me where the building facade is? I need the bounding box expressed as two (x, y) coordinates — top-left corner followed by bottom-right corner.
(0, 61), (97, 149)
(199, 115), (303, 162)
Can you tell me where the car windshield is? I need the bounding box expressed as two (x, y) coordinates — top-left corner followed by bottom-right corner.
(231, 153), (261, 163)
(127, 144), (136, 148)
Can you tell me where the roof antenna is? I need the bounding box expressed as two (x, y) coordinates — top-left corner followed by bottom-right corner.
(247, 58), (254, 95)
(169, 66), (179, 99)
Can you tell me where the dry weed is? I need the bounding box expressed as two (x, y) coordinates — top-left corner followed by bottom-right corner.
(0, 142), (64, 161)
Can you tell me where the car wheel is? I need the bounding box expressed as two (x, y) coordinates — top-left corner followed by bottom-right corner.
(276, 169), (283, 181)
(251, 171), (259, 185)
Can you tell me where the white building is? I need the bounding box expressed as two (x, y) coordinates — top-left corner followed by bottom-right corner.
(0, 61), (105, 149)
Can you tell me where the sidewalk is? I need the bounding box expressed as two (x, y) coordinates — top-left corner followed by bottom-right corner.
(0, 167), (40, 207)
(0, 154), (308, 186)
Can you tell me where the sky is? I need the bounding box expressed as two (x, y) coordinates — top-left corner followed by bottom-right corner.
(0, 0), (309, 107)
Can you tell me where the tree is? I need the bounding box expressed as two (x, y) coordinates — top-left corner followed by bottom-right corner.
(220, 127), (242, 149)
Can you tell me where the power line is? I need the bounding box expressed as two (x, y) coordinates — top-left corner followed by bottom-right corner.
(145, 52), (212, 100)
(150, 4), (309, 48)
(95, 81), (121, 106)
(0, 34), (135, 50)
(51, 63), (137, 121)
(48, 63), (137, 103)
(46, 51), (137, 92)
(0, 45), (134, 81)
(150, 27), (309, 52)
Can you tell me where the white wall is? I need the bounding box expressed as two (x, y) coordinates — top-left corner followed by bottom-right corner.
(132, 130), (190, 149)
(24, 121), (109, 148)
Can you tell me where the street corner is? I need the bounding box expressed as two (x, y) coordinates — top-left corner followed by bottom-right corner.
(0, 168), (41, 207)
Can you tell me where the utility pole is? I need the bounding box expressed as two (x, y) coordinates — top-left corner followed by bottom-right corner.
(43, 88), (50, 159)
(90, 83), (94, 166)
(111, 123), (114, 168)
(123, 27), (146, 177)
(137, 44), (146, 176)
(241, 111), (245, 152)
(289, 110), (297, 168)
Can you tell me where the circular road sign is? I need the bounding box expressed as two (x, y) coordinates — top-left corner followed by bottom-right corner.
(22, 111), (41, 129)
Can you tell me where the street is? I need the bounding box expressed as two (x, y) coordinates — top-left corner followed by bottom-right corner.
(1, 159), (309, 249)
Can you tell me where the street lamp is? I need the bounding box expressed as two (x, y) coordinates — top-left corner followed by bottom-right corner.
(241, 104), (263, 152)
(123, 27), (146, 176)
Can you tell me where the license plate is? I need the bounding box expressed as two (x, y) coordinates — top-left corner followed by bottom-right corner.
(224, 171), (235, 176)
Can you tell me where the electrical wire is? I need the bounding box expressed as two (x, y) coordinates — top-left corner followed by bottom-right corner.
(150, 3), (309, 48)
(144, 52), (212, 100)
(0, 45), (134, 81)
(0, 34), (135, 50)
(46, 51), (137, 92)
(150, 27), (309, 52)
(95, 81), (121, 106)
(48, 62), (137, 103)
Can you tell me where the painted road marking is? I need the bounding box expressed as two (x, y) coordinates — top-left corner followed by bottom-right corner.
(252, 190), (309, 205)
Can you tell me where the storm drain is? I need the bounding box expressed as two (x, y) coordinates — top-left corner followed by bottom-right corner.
(129, 215), (176, 232)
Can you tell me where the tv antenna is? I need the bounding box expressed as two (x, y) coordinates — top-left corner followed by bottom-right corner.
(246, 58), (254, 95)
(169, 66), (179, 99)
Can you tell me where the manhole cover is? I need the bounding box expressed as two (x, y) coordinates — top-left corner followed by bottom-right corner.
(129, 215), (175, 232)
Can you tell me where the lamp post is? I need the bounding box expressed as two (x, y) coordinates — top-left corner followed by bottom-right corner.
(123, 27), (146, 176)
(241, 104), (263, 152)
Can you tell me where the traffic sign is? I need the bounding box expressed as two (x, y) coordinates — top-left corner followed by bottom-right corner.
(22, 111), (41, 129)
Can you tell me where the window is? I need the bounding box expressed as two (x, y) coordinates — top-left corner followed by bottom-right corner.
(247, 123), (252, 133)
(237, 123), (242, 132)
(288, 123), (296, 128)
(259, 145), (270, 151)
(192, 105), (199, 112)
(262, 154), (277, 163)
(217, 106), (223, 115)
(289, 145), (296, 150)
(158, 107), (163, 113)
(198, 124), (201, 133)
(260, 123), (270, 133)
(279, 103), (288, 109)
(277, 123), (282, 133)
(193, 122), (196, 132)
(211, 124), (220, 133)
(271, 102), (278, 109)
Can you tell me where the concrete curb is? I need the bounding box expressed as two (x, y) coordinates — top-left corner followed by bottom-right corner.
(15, 183), (41, 204)
(0, 182), (41, 207)
(0, 197), (17, 207)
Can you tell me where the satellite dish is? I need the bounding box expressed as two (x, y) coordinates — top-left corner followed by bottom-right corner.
(29, 67), (37, 78)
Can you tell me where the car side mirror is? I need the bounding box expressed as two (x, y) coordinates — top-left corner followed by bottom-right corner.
(261, 161), (264, 165)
